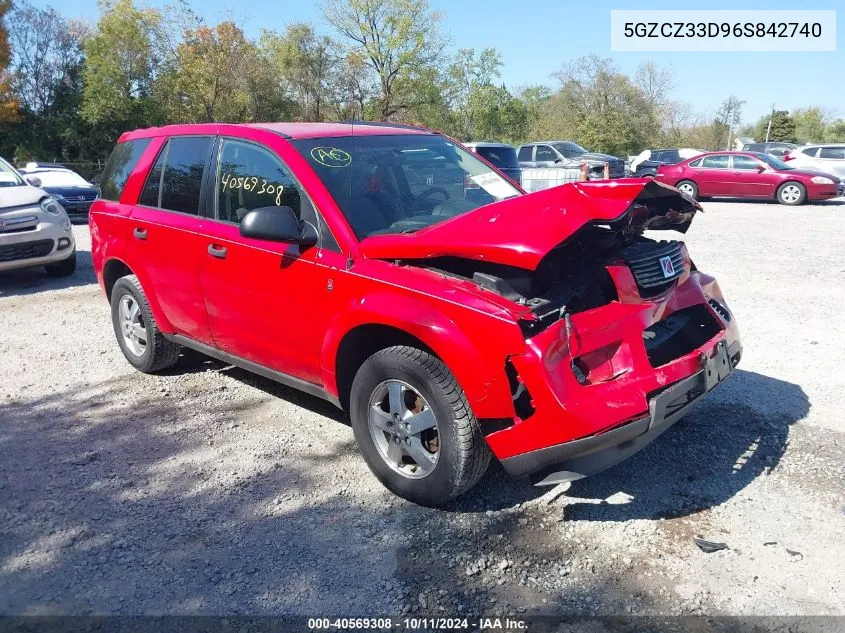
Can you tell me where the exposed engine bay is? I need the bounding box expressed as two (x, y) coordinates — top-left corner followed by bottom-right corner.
(409, 225), (685, 337)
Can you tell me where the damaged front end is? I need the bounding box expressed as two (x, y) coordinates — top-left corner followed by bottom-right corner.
(361, 179), (742, 484)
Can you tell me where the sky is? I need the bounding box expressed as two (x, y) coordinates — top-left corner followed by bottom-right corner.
(32, 0), (845, 125)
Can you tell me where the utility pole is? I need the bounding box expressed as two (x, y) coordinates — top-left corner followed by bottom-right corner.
(765, 103), (775, 143)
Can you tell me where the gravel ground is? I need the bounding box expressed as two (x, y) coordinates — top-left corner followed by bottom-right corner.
(1, 199), (844, 618)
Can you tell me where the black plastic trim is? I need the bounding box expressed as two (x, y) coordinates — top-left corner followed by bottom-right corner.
(164, 334), (341, 408)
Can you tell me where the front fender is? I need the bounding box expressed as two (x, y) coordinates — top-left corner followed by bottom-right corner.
(320, 290), (525, 419)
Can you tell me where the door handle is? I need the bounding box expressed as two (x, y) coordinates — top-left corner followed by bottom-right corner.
(207, 244), (227, 259)
(133, 227), (147, 240)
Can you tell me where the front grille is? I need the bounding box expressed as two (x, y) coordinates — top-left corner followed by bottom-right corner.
(0, 239), (54, 262)
(621, 240), (684, 297)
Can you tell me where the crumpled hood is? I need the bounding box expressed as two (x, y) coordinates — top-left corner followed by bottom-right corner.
(0, 185), (47, 210)
(359, 179), (700, 271)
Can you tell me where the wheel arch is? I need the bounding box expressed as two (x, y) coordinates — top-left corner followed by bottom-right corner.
(321, 293), (520, 419)
(103, 258), (134, 300)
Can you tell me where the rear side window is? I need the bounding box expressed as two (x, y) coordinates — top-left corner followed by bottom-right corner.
(475, 146), (518, 169)
(820, 147), (845, 159)
(702, 155), (729, 169)
(517, 146), (533, 162)
(99, 138), (151, 201)
(160, 137), (213, 215)
(801, 147), (819, 157)
(139, 136), (213, 214)
(216, 139), (301, 224)
(535, 145), (557, 162)
(688, 158), (702, 167)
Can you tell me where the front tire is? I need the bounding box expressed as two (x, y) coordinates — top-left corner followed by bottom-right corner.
(777, 182), (806, 206)
(350, 346), (491, 507)
(110, 275), (181, 373)
(45, 251), (76, 277)
(675, 180), (698, 200)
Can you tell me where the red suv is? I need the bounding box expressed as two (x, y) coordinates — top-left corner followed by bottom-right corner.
(91, 122), (741, 507)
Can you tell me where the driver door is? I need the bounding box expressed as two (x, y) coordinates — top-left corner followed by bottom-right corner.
(199, 137), (334, 384)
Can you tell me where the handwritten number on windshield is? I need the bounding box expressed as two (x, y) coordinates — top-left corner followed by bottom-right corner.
(221, 172), (284, 206)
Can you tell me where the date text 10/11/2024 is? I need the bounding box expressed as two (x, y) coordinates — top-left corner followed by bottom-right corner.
(307, 617), (528, 630)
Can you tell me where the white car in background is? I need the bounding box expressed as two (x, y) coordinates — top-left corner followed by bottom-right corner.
(0, 156), (77, 277)
(784, 144), (845, 181)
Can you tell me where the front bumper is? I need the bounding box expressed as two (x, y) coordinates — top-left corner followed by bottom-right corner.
(501, 338), (739, 485)
(486, 262), (742, 482)
(0, 211), (75, 272)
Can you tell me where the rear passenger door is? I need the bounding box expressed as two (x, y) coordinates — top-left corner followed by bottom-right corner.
(130, 135), (215, 345)
(199, 137), (335, 384)
(695, 155), (732, 196)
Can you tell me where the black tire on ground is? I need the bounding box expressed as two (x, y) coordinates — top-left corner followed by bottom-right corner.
(110, 274), (181, 373)
(675, 180), (699, 200)
(776, 181), (807, 206)
(350, 346), (491, 507)
(45, 251), (77, 277)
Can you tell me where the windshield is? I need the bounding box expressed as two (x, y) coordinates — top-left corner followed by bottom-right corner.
(291, 134), (521, 238)
(552, 142), (588, 158)
(753, 152), (793, 170)
(0, 157), (25, 187)
(474, 146), (519, 169)
(29, 170), (91, 187)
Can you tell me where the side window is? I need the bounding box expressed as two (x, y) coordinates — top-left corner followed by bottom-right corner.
(732, 155), (761, 170)
(160, 136), (213, 215)
(820, 147), (845, 159)
(535, 145), (557, 162)
(517, 146), (533, 162)
(216, 139), (301, 224)
(138, 142), (167, 207)
(99, 138), (151, 201)
(688, 158), (702, 167)
(801, 147), (819, 157)
(701, 155), (729, 169)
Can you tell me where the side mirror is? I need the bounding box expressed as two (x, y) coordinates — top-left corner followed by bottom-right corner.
(239, 206), (317, 246)
(756, 165), (766, 173)
(25, 175), (41, 187)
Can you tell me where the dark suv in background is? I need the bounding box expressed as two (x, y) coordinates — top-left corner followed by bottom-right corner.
(633, 149), (685, 177)
(463, 142), (521, 185)
(741, 142), (797, 158)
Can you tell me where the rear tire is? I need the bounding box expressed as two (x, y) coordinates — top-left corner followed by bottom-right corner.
(350, 346), (490, 507)
(45, 251), (77, 277)
(110, 275), (181, 373)
(675, 180), (698, 200)
(777, 182), (806, 206)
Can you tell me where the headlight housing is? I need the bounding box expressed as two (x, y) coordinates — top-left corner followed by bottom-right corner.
(40, 196), (65, 216)
(811, 176), (834, 185)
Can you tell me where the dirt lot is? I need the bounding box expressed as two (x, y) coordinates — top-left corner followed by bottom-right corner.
(1, 199), (844, 618)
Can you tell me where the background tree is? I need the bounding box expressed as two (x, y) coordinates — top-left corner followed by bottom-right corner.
(81, 0), (164, 127)
(824, 119), (845, 142)
(792, 106), (830, 144)
(535, 56), (656, 156)
(324, 0), (445, 120)
(753, 110), (797, 143)
(260, 24), (336, 121)
(0, 0), (18, 123)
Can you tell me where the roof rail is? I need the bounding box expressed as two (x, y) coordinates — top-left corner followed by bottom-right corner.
(339, 120), (433, 132)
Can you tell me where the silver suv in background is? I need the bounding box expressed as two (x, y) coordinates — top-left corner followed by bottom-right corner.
(517, 141), (626, 179)
(784, 144), (845, 181)
(0, 156), (77, 277)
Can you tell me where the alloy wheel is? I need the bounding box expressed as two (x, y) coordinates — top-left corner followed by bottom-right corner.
(367, 379), (440, 479)
(118, 294), (148, 357)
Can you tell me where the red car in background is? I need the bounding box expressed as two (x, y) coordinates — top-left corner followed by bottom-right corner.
(90, 122), (741, 507)
(656, 151), (843, 205)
